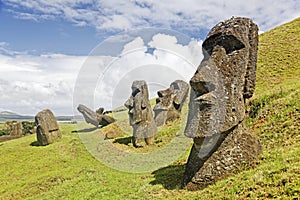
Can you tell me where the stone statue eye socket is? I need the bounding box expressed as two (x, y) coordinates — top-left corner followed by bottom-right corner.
(190, 80), (215, 96)
(132, 88), (140, 97)
(203, 34), (245, 55)
(157, 91), (163, 97)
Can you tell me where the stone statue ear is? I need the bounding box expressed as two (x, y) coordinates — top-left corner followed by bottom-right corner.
(243, 21), (259, 99)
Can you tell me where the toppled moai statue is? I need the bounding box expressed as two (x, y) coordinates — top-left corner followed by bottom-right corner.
(183, 17), (261, 190)
(124, 80), (157, 147)
(4, 121), (23, 136)
(77, 104), (116, 127)
(77, 104), (99, 127)
(153, 80), (189, 126)
(35, 109), (62, 145)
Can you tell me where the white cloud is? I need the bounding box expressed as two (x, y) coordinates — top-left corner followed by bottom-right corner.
(91, 35), (202, 111)
(0, 42), (9, 47)
(0, 51), (86, 115)
(122, 37), (146, 53)
(0, 34), (202, 115)
(3, 0), (300, 34)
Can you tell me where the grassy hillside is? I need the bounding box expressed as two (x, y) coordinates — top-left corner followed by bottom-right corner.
(255, 17), (300, 96)
(0, 18), (299, 199)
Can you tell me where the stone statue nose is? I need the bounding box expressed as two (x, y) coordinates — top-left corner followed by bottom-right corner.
(190, 80), (210, 96)
(190, 71), (215, 95)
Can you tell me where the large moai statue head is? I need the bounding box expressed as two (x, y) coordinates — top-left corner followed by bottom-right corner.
(182, 17), (260, 190)
(184, 17), (258, 139)
(153, 80), (189, 126)
(124, 80), (157, 147)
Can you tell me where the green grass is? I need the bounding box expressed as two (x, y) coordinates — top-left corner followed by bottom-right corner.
(255, 17), (300, 96)
(0, 17), (299, 199)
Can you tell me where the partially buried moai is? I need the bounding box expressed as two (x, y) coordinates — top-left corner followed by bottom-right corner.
(153, 80), (189, 127)
(35, 109), (62, 146)
(125, 80), (157, 147)
(183, 17), (261, 190)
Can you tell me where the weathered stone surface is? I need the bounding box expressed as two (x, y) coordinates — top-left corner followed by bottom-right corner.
(124, 80), (157, 147)
(35, 109), (61, 145)
(97, 114), (116, 127)
(77, 104), (99, 127)
(4, 121), (23, 136)
(154, 80), (189, 126)
(96, 107), (116, 127)
(183, 17), (261, 190)
(183, 124), (261, 190)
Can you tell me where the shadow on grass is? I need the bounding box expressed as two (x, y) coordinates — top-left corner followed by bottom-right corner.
(76, 127), (98, 133)
(30, 141), (41, 146)
(113, 136), (132, 145)
(150, 163), (186, 190)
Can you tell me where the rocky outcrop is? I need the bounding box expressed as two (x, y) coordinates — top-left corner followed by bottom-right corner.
(153, 80), (189, 126)
(35, 109), (62, 146)
(183, 17), (261, 190)
(125, 80), (157, 147)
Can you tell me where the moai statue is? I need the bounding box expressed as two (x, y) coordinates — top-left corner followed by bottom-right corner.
(77, 104), (116, 127)
(153, 80), (189, 126)
(35, 109), (62, 145)
(182, 17), (261, 190)
(124, 80), (157, 147)
(77, 104), (99, 127)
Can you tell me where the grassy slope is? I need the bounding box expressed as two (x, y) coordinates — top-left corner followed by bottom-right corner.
(0, 18), (299, 199)
(255, 17), (300, 95)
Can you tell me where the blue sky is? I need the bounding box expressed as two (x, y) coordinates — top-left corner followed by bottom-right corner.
(0, 0), (299, 115)
(0, 5), (101, 55)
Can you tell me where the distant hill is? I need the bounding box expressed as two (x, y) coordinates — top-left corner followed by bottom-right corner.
(0, 111), (80, 122)
(0, 111), (18, 115)
(0, 111), (34, 121)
